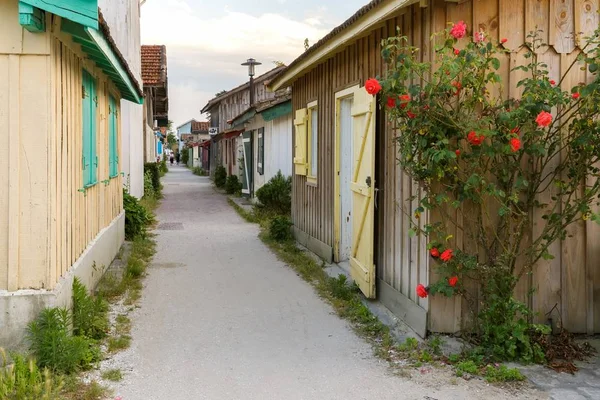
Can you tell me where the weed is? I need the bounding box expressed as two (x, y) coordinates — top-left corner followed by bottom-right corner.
(101, 369), (123, 382)
(96, 273), (126, 300)
(107, 335), (131, 353)
(269, 216), (293, 242)
(193, 166), (208, 176)
(397, 337), (419, 352)
(428, 335), (444, 356)
(484, 364), (525, 383)
(124, 190), (153, 240)
(143, 163), (161, 197)
(125, 256), (146, 279)
(0, 349), (63, 399)
(72, 277), (109, 340)
(115, 315), (132, 335)
(455, 360), (479, 377)
(62, 379), (109, 400)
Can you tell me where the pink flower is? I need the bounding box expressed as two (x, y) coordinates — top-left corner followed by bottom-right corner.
(450, 21), (467, 39)
(572, 92), (580, 99)
(473, 31), (485, 43)
(510, 137), (521, 152)
(536, 111), (553, 127)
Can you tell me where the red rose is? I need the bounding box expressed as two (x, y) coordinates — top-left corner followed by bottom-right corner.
(572, 92), (580, 99)
(455, 149), (461, 156)
(536, 111), (552, 127)
(448, 276), (459, 287)
(510, 127), (520, 134)
(452, 81), (462, 96)
(423, 105), (430, 111)
(407, 111), (416, 119)
(501, 38), (508, 44)
(416, 284), (428, 298)
(454, 48), (460, 56)
(430, 248), (440, 258)
(440, 249), (453, 262)
(399, 94), (411, 108)
(549, 79), (556, 85)
(387, 97), (396, 108)
(467, 131), (485, 146)
(510, 137), (521, 152)
(450, 21), (467, 39)
(365, 78), (381, 95)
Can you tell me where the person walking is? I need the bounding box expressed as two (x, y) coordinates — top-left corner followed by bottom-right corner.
(169, 153), (174, 165)
(175, 152), (181, 165)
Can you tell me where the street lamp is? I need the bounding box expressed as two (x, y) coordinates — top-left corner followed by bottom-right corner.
(242, 58), (261, 106)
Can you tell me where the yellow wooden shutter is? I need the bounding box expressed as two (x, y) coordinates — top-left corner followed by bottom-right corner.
(293, 108), (308, 176)
(350, 87), (377, 298)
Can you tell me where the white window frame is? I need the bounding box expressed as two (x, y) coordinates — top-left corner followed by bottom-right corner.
(307, 100), (318, 184)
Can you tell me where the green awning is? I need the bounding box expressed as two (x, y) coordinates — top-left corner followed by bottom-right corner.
(231, 108), (256, 128)
(21, 0), (98, 29)
(61, 19), (143, 104)
(260, 101), (292, 122)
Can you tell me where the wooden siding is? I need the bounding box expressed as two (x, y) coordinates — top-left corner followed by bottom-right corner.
(291, 0), (600, 334)
(0, 7), (123, 291)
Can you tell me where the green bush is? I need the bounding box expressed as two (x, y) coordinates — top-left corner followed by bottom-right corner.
(255, 171), (292, 214)
(225, 175), (242, 195)
(159, 157), (168, 175)
(269, 216), (293, 242)
(72, 278), (108, 340)
(181, 148), (189, 165)
(143, 163), (161, 195)
(124, 190), (152, 240)
(27, 308), (100, 374)
(193, 166), (207, 176)
(214, 166), (227, 188)
(143, 171), (156, 199)
(0, 350), (63, 399)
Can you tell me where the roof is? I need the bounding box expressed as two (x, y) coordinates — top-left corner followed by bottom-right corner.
(191, 121), (209, 133)
(200, 66), (286, 113)
(269, 0), (415, 90)
(141, 45), (167, 86)
(176, 119), (197, 130)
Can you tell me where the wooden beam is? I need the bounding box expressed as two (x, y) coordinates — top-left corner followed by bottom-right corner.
(18, 2), (45, 32)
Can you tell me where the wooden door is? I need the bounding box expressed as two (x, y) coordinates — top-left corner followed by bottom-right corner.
(339, 96), (354, 261)
(350, 87), (376, 298)
(242, 131), (253, 195)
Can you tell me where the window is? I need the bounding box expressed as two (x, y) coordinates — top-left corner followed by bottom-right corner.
(257, 127), (264, 175)
(308, 101), (318, 182)
(108, 95), (119, 178)
(82, 69), (97, 187)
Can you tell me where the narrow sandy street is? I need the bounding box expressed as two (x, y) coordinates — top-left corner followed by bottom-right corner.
(112, 165), (545, 400)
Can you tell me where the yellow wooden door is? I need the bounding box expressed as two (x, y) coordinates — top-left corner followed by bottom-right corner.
(293, 108), (308, 176)
(350, 87), (376, 298)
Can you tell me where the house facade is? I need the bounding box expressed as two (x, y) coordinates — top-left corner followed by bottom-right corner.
(0, 0), (143, 349)
(141, 44), (169, 165)
(201, 66), (291, 194)
(270, 0), (600, 337)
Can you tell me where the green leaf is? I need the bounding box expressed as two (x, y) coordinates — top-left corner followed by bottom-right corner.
(491, 58), (500, 71)
(541, 251), (555, 261)
(409, 228), (417, 238)
(589, 63), (598, 73)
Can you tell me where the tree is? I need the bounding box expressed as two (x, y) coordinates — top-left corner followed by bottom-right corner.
(167, 133), (177, 147)
(273, 60), (286, 67)
(304, 38), (310, 51)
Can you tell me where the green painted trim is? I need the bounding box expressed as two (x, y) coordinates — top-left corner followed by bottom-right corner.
(21, 0), (98, 29)
(232, 109), (256, 127)
(62, 19), (143, 104)
(260, 100), (292, 122)
(19, 2), (46, 32)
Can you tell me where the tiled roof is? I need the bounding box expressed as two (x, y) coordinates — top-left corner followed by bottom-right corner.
(141, 45), (167, 86)
(191, 121), (209, 132)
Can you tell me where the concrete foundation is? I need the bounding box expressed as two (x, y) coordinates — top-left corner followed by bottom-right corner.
(0, 212), (125, 350)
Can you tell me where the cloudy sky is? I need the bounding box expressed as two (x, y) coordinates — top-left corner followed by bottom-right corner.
(140, 0), (367, 128)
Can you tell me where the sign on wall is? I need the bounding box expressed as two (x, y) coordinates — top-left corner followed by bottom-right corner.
(209, 127), (218, 136)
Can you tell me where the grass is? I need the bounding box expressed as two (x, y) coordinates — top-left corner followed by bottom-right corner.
(107, 335), (132, 353)
(62, 376), (109, 400)
(101, 369), (123, 382)
(227, 199), (527, 384)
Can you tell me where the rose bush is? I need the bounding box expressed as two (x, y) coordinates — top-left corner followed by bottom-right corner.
(370, 23), (600, 362)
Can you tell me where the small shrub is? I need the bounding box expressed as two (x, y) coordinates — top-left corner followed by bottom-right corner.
(255, 171), (291, 214)
(269, 216), (293, 242)
(143, 163), (161, 195)
(181, 148), (189, 165)
(107, 335), (131, 353)
(214, 166), (227, 188)
(225, 175), (242, 195)
(455, 360), (479, 377)
(484, 364), (525, 383)
(125, 256), (146, 279)
(27, 308), (100, 374)
(101, 369), (123, 382)
(124, 190), (152, 240)
(193, 166), (207, 176)
(326, 275), (356, 301)
(143, 171), (156, 199)
(159, 157), (168, 175)
(72, 278), (108, 340)
(0, 349), (63, 399)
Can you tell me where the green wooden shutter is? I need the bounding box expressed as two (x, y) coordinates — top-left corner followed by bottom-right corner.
(109, 95), (118, 177)
(82, 69), (97, 187)
(258, 127), (264, 176)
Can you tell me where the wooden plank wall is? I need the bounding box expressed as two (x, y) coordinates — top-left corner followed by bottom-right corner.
(48, 26), (123, 291)
(291, 0), (600, 334)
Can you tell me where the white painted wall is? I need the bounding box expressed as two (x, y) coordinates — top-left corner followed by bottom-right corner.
(99, 0), (144, 198)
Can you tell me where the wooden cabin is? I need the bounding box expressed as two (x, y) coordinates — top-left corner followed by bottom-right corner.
(0, 0), (143, 348)
(269, 0), (600, 337)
